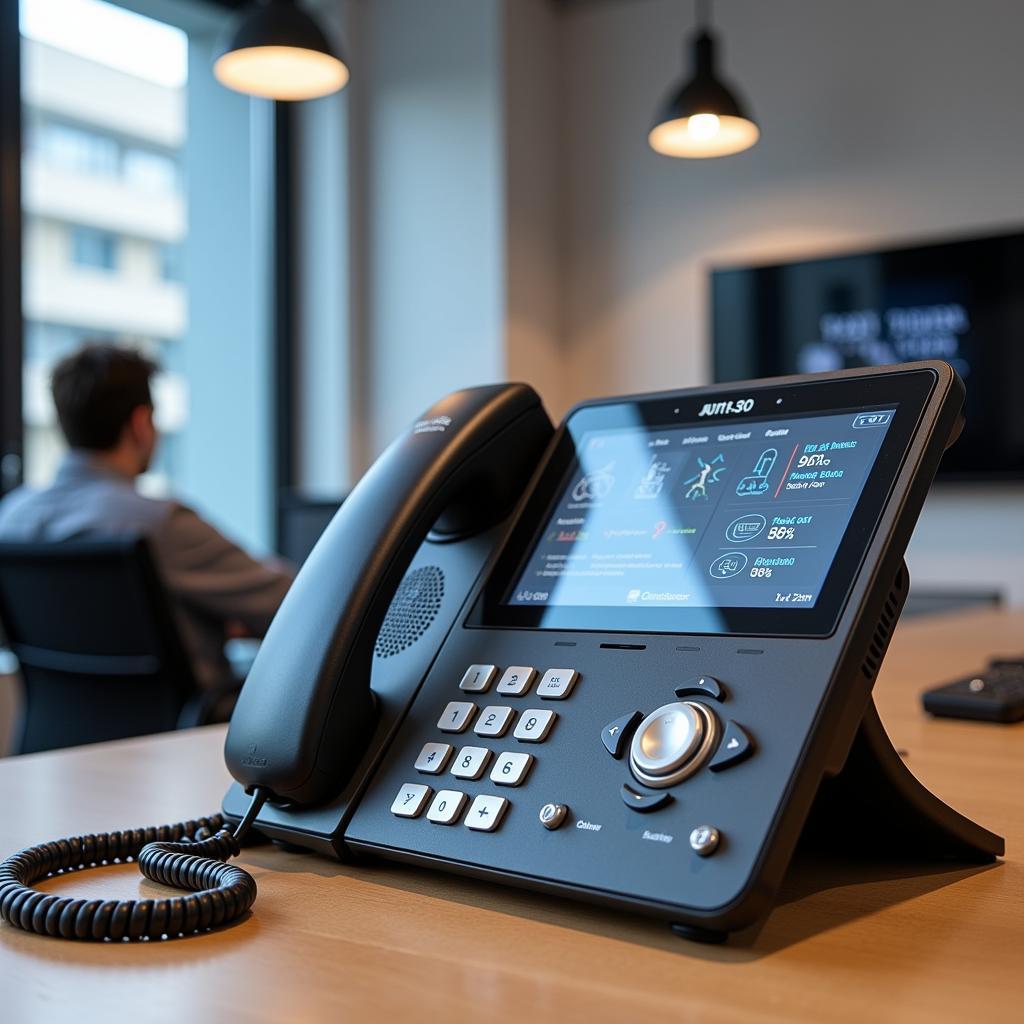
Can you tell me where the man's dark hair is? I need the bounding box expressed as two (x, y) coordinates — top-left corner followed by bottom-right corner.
(51, 343), (158, 451)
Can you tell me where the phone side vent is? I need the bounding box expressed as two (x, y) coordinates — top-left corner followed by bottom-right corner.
(374, 565), (445, 659)
(860, 567), (908, 682)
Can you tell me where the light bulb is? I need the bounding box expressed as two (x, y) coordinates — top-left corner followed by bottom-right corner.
(687, 113), (721, 141)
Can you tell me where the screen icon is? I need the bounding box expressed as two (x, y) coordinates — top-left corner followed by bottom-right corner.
(571, 462), (615, 502)
(725, 513), (767, 543)
(852, 411), (894, 429)
(683, 453), (726, 501)
(708, 551), (748, 579)
(736, 448), (777, 497)
(634, 455), (672, 499)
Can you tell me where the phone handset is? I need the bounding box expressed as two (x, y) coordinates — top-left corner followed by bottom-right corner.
(0, 383), (550, 943)
(224, 383), (550, 807)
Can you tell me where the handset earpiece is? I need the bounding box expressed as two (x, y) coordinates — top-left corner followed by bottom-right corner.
(225, 383), (551, 807)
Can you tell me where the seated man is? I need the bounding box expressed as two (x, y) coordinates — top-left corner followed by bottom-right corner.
(0, 344), (293, 689)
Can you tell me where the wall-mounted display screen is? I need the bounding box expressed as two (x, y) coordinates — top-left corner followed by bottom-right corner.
(711, 230), (1024, 479)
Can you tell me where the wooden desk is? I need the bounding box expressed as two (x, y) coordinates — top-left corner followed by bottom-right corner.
(1, 609), (1021, 1023)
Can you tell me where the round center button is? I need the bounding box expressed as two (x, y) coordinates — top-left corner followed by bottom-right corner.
(630, 701), (720, 788)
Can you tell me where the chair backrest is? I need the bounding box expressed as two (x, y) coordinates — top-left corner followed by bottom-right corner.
(0, 537), (199, 753)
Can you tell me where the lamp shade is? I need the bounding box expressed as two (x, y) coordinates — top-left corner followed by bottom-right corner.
(649, 30), (759, 158)
(214, 0), (349, 101)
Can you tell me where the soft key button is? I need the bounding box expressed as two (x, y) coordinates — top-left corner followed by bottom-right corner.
(426, 789), (467, 825)
(538, 668), (579, 700)
(438, 701), (476, 733)
(414, 742), (453, 775)
(390, 783), (432, 818)
(459, 665), (497, 693)
(465, 795), (509, 832)
(513, 709), (557, 742)
(490, 751), (534, 786)
(473, 706), (515, 738)
(496, 666), (537, 696)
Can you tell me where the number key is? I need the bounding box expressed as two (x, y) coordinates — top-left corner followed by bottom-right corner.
(513, 708), (557, 742)
(459, 665), (497, 693)
(473, 705), (515, 738)
(490, 751), (533, 786)
(450, 746), (491, 780)
(414, 742), (453, 775)
(437, 701), (476, 733)
(426, 789), (468, 825)
(496, 665), (537, 697)
(390, 783), (432, 818)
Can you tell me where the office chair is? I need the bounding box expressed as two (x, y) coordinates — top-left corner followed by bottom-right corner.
(0, 538), (241, 754)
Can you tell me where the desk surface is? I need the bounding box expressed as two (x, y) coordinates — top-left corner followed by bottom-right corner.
(1, 608), (1022, 1023)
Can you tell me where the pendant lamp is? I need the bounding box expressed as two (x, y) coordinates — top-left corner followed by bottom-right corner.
(649, 0), (759, 158)
(214, 0), (349, 101)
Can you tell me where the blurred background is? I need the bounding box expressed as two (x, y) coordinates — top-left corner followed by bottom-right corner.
(1, 0), (1022, 749)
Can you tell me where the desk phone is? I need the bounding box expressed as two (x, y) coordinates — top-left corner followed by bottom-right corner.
(1, 361), (1003, 944)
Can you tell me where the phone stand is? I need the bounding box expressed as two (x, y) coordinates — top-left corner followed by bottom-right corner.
(672, 697), (1004, 944)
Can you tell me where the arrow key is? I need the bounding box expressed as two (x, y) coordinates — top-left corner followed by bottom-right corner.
(674, 675), (725, 701)
(708, 721), (754, 771)
(602, 710), (642, 758)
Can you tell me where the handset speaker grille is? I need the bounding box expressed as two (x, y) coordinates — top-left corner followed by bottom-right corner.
(373, 565), (445, 659)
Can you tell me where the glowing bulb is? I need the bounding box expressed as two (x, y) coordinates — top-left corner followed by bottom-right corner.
(687, 113), (721, 141)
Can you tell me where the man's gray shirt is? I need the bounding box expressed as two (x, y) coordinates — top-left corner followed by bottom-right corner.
(0, 451), (293, 688)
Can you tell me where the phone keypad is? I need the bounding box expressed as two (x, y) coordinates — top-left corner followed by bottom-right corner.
(395, 664), (579, 833)
(437, 701), (477, 733)
(450, 746), (491, 780)
(414, 742), (453, 775)
(473, 705), (515, 738)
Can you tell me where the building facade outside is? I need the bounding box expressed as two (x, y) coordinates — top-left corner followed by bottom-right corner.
(21, 36), (188, 494)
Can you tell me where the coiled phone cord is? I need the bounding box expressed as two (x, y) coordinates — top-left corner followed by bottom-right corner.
(0, 787), (269, 941)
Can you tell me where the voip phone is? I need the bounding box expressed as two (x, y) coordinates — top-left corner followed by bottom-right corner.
(0, 361), (1003, 944)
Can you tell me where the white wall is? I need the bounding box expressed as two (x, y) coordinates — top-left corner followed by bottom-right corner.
(356, 0), (507, 460)
(559, 0), (1024, 602)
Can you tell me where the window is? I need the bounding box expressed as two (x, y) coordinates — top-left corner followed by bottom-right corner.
(158, 242), (184, 283)
(30, 120), (120, 177)
(69, 226), (117, 270)
(18, 0), (274, 552)
(123, 146), (179, 194)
